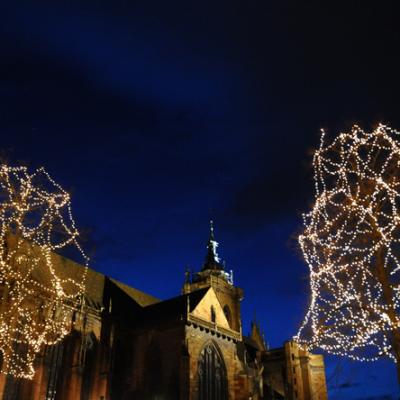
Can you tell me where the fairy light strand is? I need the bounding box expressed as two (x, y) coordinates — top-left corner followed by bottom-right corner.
(0, 165), (88, 379)
(295, 124), (400, 363)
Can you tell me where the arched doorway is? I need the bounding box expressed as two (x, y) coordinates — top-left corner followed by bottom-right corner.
(198, 342), (228, 400)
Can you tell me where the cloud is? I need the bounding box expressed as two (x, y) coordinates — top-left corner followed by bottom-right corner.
(335, 381), (360, 389)
(0, 2), (236, 111)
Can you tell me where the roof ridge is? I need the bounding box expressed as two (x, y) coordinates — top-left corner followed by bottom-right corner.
(109, 278), (160, 306)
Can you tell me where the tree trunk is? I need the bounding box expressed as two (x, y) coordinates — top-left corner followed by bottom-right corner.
(375, 247), (400, 391)
(396, 355), (400, 390)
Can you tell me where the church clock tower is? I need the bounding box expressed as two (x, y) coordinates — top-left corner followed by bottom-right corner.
(182, 221), (243, 333)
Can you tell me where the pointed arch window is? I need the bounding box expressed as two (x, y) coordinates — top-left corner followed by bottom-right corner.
(198, 343), (228, 400)
(223, 305), (231, 327)
(44, 341), (64, 400)
(210, 306), (216, 323)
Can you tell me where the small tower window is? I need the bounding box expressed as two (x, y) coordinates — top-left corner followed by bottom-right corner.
(211, 306), (216, 323)
(223, 305), (231, 326)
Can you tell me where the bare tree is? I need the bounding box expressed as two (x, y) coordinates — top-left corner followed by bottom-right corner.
(0, 165), (88, 379)
(296, 124), (400, 385)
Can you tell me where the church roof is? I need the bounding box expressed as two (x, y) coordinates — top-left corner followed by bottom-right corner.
(53, 256), (160, 309)
(140, 287), (210, 321)
(28, 244), (160, 310)
(109, 278), (160, 307)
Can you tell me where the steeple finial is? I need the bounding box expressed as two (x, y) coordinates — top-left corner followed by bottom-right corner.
(210, 219), (215, 240)
(202, 220), (224, 271)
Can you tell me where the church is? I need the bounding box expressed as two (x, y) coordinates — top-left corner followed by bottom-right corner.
(0, 222), (328, 400)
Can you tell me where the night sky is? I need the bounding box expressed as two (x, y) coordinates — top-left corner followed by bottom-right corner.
(1, 1), (400, 398)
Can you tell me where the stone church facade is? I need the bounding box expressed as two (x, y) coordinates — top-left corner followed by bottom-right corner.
(0, 223), (328, 399)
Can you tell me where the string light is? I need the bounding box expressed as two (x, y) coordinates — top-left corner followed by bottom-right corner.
(0, 165), (88, 379)
(295, 124), (400, 363)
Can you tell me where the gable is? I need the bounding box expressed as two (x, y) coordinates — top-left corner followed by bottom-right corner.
(191, 287), (230, 329)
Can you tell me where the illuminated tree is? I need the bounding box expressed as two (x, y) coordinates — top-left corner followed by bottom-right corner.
(296, 124), (400, 383)
(0, 165), (88, 379)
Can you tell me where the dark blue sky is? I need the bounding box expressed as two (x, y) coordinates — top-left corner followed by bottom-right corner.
(1, 1), (400, 398)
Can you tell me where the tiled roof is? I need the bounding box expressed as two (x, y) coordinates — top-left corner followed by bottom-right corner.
(33, 246), (159, 309)
(110, 278), (160, 307)
(140, 287), (210, 321)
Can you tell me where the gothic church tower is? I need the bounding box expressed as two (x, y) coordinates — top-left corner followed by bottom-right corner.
(183, 221), (243, 333)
